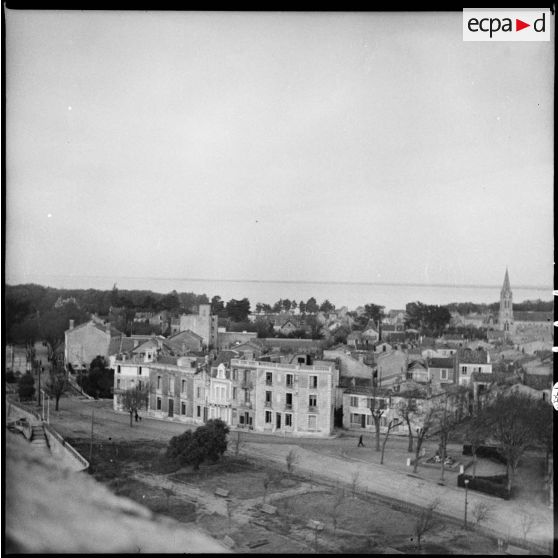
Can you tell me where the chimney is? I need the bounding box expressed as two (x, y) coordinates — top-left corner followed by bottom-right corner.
(69, 319), (75, 330)
(105, 322), (111, 334)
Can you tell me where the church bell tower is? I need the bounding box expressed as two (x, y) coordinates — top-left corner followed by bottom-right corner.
(498, 268), (514, 334)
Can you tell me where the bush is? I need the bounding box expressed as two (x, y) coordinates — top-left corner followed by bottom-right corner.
(18, 372), (35, 401)
(6, 370), (17, 383)
(462, 444), (507, 464)
(167, 419), (230, 470)
(457, 473), (511, 500)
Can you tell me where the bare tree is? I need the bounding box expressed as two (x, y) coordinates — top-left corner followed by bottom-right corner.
(329, 486), (345, 536)
(121, 383), (150, 427)
(350, 470), (361, 498)
(413, 407), (437, 474)
(396, 394), (419, 453)
(519, 508), (534, 543)
(465, 415), (488, 479)
(435, 395), (459, 482)
(380, 418), (402, 465)
(414, 499), (439, 551)
(368, 384), (386, 451)
(286, 449), (298, 476)
(481, 392), (538, 492)
(472, 502), (491, 526)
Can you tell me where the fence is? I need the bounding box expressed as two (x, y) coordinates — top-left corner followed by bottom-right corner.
(43, 423), (90, 471)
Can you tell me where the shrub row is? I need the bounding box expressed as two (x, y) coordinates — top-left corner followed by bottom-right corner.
(457, 473), (511, 500)
(462, 444), (507, 464)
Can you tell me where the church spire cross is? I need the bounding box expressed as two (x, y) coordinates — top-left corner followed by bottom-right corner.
(502, 267), (511, 293)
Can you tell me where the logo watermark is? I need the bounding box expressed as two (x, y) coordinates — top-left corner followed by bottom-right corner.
(463, 8), (551, 41)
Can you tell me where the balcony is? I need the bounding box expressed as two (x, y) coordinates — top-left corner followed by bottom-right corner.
(308, 406), (318, 413)
(265, 380), (273, 387)
(285, 404), (292, 411)
(265, 401), (272, 408)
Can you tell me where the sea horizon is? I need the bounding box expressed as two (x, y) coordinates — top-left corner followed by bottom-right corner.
(7, 273), (553, 311)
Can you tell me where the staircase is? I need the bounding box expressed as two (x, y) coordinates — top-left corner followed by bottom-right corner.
(30, 424), (48, 448)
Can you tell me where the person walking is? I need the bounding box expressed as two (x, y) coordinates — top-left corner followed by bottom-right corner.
(134, 410), (139, 423)
(358, 434), (364, 447)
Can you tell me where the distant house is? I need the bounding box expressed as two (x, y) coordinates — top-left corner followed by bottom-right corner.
(407, 359), (429, 383)
(167, 329), (204, 353)
(347, 331), (363, 348)
(228, 340), (265, 360)
(65, 319), (123, 371)
(178, 304), (218, 348)
(427, 357), (457, 387)
(217, 330), (259, 350)
(375, 349), (407, 387)
(457, 348), (492, 387)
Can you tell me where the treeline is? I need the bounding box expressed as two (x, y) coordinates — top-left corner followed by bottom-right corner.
(445, 299), (552, 315)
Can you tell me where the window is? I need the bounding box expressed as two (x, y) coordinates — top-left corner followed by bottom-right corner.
(308, 415), (317, 430)
(350, 396), (358, 407)
(461, 366), (467, 374)
(181, 379), (186, 393)
(157, 376), (161, 389)
(138, 367), (142, 376)
(116, 378), (120, 389)
(266, 372), (273, 386)
(239, 414), (245, 424)
(233, 387), (237, 400)
(440, 369), (448, 381)
(156, 397), (162, 410)
(265, 391), (272, 406)
(286, 373), (294, 387)
(181, 402), (186, 415)
(117, 365), (121, 374)
(169, 378), (175, 394)
(244, 389), (250, 403)
(286, 392), (293, 408)
(138, 380), (142, 390)
(366, 414), (373, 426)
(265, 410), (272, 423)
(196, 387), (201, 398)
(309, 394), (317, 409)
(309, 375), (318, 389)
(196, 406), (201, 417)
(350, 413), (360, 424)
(232, 368), (238, 381)
(285, 413), (292, 426)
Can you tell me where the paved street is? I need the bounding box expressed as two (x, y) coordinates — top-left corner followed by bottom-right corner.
(47, 395), (553, 551)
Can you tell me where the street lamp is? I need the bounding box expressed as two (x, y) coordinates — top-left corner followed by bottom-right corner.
(464, 479), (470, 529)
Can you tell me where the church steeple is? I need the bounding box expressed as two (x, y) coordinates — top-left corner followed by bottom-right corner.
(499, 268), (513, 335)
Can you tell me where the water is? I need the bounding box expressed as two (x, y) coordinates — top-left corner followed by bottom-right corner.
(11, 273), (553, 311)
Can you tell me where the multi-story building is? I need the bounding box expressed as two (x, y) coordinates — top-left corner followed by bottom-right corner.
(228, 358), (338, 437)
(427, 356), (457, 387)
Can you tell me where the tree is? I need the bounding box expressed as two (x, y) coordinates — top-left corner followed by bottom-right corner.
(471, 502), (491, 527)
(414, 499), (439, 550)
(368, 386), (386, 452)
(210, 295), (226, 317)
(363, 303), (385, 324)
(281, 298), (292, 312)
(480, 392), (538, 492)
(121, 383), (150, 427)
(532, 398), (552, 476)
(465, 415), (488, 478)
(319, 299), (334, 313)
(380, 417), (402, 465)
(226, 298), (251, 322)
(305, 297), (319, 314)
(413, 407), (437, 474)
(298, 300), (306, 314)
(18, 372), (35, 401)
(405, 302), (451, 335)
(396, 393), (420, 453)
(166, 419), (229, 470)
(329, 485), (345, 536)
(79, 356), (114, 399)
(435, 395), (459, 482)
(46, 357), (69, 411)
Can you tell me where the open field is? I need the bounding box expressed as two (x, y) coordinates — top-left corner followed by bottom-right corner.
(67, 436), (500, 554)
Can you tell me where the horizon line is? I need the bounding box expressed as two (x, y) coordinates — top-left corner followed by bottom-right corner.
(6, 274), (554, 292)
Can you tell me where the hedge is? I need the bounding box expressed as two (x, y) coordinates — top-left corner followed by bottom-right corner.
(457, 473), (511, 500)
(462, 444), (507, 465)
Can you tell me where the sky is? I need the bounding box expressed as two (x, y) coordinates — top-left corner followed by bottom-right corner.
(5, 11), (554, 290)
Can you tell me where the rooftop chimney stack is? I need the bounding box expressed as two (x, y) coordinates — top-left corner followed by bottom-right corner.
(69, 319), (75, 330)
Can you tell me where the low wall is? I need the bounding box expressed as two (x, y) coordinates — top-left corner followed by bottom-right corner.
(43, 424), (89, 472)
(6, 400), (41, 423)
